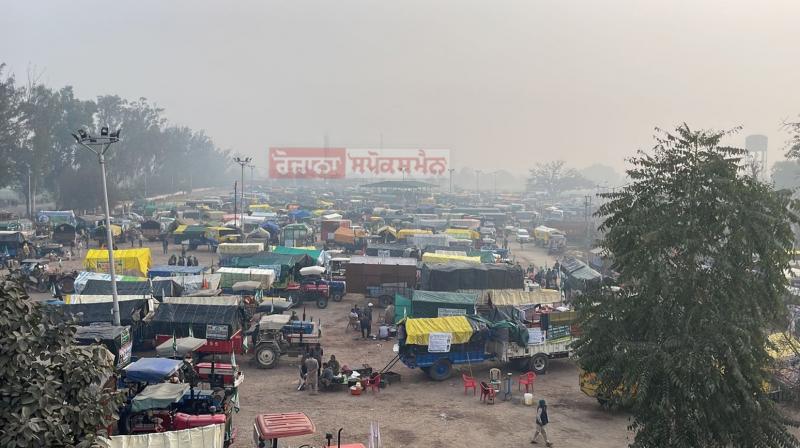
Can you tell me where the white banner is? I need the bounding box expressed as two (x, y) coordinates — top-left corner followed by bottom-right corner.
(428, 332), (452, 353)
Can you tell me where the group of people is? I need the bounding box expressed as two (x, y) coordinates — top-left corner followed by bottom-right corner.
(527, 263), (561, 290)
(350, 303), (375, 339)
(168, 253), (199, 266)
(299, 349), (339, 395)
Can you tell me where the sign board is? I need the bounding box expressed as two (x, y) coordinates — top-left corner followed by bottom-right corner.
(206, 324), (229, 340)
(527, 328), (544, 346)
(268, 147), (450, 179)
(438, 308), (467, 317)
(547, 325), (571, 340)
(428, 332), (452, 353)
(377, 250), (391, 258)
(118, 341), (133, 368)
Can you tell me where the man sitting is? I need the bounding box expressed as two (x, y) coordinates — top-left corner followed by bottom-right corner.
(327, 355), (340, 376)
(320, 362), (335, 389)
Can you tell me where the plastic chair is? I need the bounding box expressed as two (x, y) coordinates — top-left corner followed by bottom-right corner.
(347, 315), (359, 331)
(364, 374), (382, 393)
(518, 371), (536, 393)
(480, 381), (496, 404)
(462, 373), (477, 395)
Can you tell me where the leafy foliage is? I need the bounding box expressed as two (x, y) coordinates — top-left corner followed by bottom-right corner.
(526, 160), (594, 198)
(0, 276), (124, 447)
(573, 124), (800, 447)
(0, 61), (234, 212)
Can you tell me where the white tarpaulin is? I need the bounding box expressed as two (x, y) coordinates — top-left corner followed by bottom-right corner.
(163, 296), (241, 306)
(64, 294), (152, 304)
(153, 274), (221, 294)
(99, 423), (225, 448)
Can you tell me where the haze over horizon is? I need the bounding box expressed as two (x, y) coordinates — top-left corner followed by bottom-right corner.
(3, 0), (799, 177)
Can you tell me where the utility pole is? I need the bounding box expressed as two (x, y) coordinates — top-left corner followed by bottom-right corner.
(448, 168), (455, 194)
(584, 194), (592, 262)
(71, 126), (122, 326)
(234, 157), (252, 232)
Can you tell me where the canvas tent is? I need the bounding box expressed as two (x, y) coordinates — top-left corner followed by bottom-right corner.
(403, 316), (476, 345)
(422, 262), (524, 291)
(464, 289), (563, 306)
(410, 290), (478, 318)
(84, 248), (151, 277)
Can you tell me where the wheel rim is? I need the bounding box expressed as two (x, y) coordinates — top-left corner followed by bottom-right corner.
(258, 349), (275, 365)
(533, 357), (546, 371)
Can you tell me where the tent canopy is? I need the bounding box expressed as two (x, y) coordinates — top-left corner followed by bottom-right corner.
(412, 290), (478, 306)
(271, 245), (322, 261)
(403, 316), (475, 345)
(465, 288), (562, 306)
(124, 358), (184, 383)
(397, 229), (432, 239)
(148, 265), (207, 278)
(130, 382), (190, 412)
(84, 248), (151, 277)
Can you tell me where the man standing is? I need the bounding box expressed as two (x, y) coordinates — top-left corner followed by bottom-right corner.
(304, 355), (319, 395)
(531, 399), (552, 446)
(162, 237), (169, 255)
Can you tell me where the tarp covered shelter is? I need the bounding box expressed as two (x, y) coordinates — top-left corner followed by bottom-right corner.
(55, 299), (151, 326)
(365, 243), (412, 258)
(102, 423), (225, 448)
(346, 255), (418, 293)
(148, 265), (207, 278)
(216, 267), (275, 289)
(403, 316), (476, 345)
(397, 229), (432, 240)
(84, 248), (151, 277)
(560, 257), (602, 290)
(422, 262), (524, 291)
(124, 357), (184, 384)
(464, 288), (562, 306)
(443, 228), (480, 240)
(150, 303), (242, 340)
(333, 226), (366, 246)
(271, 246), (322, 263)
(421, 252), (481, 265)
(410, 290), (478, 318)
(72, 271), (146, 294)
(81, 279), (183, 298)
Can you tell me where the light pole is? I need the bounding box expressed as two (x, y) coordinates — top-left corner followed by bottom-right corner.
(448, 168), (455, 194)
(234, 156), (252, 231)
(71, 126), (122, 326)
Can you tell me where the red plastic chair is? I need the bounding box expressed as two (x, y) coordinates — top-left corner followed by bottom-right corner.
(462, 373), (477, 395)
(480, 381), (497, 404)
(518, 371), (536, 393)
(364, 374), (382, 393)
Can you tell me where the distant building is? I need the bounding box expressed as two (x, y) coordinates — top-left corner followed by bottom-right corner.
(745, 134), (768, 180)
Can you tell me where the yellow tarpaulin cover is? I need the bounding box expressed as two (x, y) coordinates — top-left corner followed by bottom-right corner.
(397, 229), (432, 239)
(422, 252), (481, 264)
(248, 204), (271, 211)
(172, 224), (188, 235)
(767, 332), (800, 360)
(444, 228), (480, 240)
(466, 289), (562, 306)
(404, 316), (474, 345)
(376, 226), (397, 237)
(84, 248), (152, 277)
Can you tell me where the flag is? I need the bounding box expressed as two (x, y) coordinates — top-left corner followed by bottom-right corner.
(172, 330), (177, 356)
(188, 325), (194, 338)
(230, 349), (237, 367)
(242, 334), (249, 354)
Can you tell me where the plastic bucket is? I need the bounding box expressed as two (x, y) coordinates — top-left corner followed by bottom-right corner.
(524, 393), (534, 405)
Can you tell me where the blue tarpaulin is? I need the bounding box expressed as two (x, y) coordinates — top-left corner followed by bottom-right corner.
(148, 265), (207, 278)
(123, 357), (183, 383)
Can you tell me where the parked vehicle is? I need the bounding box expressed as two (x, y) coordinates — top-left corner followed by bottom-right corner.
(516, 228), (530, 243)
(249, 313), (322, 369)
(140, 219), (163, 241)
(253, 412), (366, 448)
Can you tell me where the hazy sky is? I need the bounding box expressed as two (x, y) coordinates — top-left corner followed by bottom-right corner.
(2, 0), (799, 176)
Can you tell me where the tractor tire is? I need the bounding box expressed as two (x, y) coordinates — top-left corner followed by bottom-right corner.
(255, 345), (280, 369)
(427, 359), (453, 381)
(332, 293), (343, 302)
(316, 297), (329, 309)
(530, 353), (549, 374)
(35, 281), (49, 293)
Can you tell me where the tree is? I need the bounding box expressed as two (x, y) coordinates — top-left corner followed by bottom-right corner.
(527, 160), (593, 198)
(573, 124), (800, 448)
(0, 277), (124, 447)
(772, 160), (800, 191)
(0, 64), (25, 190)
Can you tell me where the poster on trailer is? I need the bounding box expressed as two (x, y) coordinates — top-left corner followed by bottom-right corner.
(268, 147), (450, 179)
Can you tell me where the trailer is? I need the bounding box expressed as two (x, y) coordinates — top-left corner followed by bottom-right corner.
(486, 337), (572, 374)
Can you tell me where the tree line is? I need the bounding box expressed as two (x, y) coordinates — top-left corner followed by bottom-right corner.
(0, 63), (234, 214)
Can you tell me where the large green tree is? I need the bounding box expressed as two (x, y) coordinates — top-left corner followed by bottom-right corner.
(573, 124), (799, 447)
(527, 160), (594, 198)
(0, 64), (25, 190)
(0, 277), (124, 447)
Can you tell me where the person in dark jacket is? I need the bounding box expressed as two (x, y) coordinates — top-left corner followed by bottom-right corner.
(531, 399), (552, 446)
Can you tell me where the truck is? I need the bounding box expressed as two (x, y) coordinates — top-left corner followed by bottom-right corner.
(397, 312), (575, 381)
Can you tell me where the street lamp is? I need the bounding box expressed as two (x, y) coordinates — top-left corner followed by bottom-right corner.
(71, 126), (122, 326)
(448, 168), (455, 194)
(234, 156), (252, 231)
